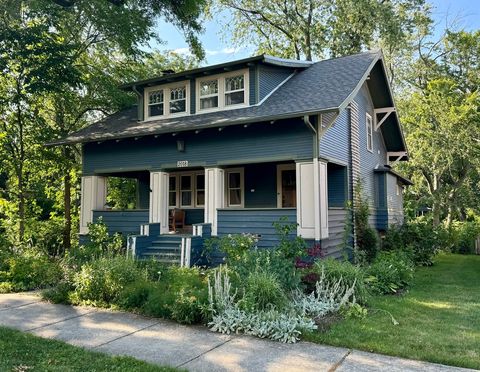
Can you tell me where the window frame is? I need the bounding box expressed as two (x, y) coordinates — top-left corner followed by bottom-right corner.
(366, 113), (374, 153)
(196, 69), (249, 113)
(168, 171), (205, 209)
(144, 80), (190, 120)
(276, 164), (296, 208)
(225, 168), (245, 208)
(195, 173), (205, 208)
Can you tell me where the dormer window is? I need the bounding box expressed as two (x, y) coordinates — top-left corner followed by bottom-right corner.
(170, 86), (187, 114)
(225, 75), (245, 106)
(197, 69), (249, 113)
(199, 80), (219, 109)
(144, 81), (189, 120)
(148, 89), (164, 117)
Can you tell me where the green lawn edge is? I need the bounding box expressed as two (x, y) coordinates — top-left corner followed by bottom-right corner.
(0, 326), (182, 372)
(304, 253), (480, 370)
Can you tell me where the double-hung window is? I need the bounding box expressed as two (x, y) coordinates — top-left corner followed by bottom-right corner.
(226, 169), (244, 207)
(180, 175), (193, 207)
(170, 85), (187, 114)
(366, 113), (373, 152)
(148, 89), (164, 117)
(195, 174), (205, 207)
(225, 75), (245, 106)
(169, 176), (177, 207)
(145, 81), (189, 119)
(199, 80), (219, 110)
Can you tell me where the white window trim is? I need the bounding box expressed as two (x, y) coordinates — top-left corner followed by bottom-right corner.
(196, 69), (249, 114)
(225, 167), (245, 207)
(195, 173), (205, 208)
(366, 113), (374, 153)
(276, 164), (296, 208)
(179, 174), (194, 208)
(168, 171), (205, 209)
(144, 80), (190, 121)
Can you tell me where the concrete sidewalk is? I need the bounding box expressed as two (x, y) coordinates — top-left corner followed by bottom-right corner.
(0, 293), (473, 372)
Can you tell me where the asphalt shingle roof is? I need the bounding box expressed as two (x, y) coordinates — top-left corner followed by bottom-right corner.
(48, 51), (381, 146)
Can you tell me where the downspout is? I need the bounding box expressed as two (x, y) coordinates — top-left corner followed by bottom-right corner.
(132, 85), (143, 121)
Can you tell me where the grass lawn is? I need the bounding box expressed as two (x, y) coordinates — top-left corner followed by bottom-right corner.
(0, 326), (180, 372)
(305, 253), (480, 369)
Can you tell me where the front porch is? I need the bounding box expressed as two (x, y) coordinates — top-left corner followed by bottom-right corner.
(80, 158), (344, 265)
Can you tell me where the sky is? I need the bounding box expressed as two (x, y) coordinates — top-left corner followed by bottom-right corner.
(151, 0), (480, 66)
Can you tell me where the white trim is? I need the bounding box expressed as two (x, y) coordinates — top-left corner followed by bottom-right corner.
(204, 167), (225, 235)
(296, 161), (315, 239)
(168, 171), (205, 209)
(374, 107), (395, 131)
(276, 163), (296, 208)
(225, 167), (245, 207)
(149, 171), (169, 234)
(144, 80), (190, 120)
(185, 238), (191, 267)
(318, 160), (329, 239)
(80, 176), (107, 235)
(180, 238), (185, 267)
(366, 113), (373, 153)
(196, 69), (249, 114)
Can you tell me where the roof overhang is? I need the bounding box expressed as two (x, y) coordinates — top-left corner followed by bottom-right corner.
(375, 166), (413, 186)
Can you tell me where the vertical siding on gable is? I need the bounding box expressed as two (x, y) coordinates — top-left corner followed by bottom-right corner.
(258, 65), (293, 102)
(354, 84), (388, 227)
(319, 109), (350, 164)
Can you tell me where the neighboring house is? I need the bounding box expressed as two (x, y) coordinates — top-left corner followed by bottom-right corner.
(49, 50), (412, 266)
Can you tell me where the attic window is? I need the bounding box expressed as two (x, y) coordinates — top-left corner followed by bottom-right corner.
(366, 113), (373, 152)
(148, 89), (164, 117)
(225, 75), (245, 106)
(199, 80), (219, 109)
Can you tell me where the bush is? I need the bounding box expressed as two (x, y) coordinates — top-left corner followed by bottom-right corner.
(71, 256), (144, 306)
(311, 258), (369, 303)
(143, 266), (208, 324)
(354, 186), (378, 263)
(117, 280), (156, 310)
(451, 220), (480, 255)
(206, 233), (258, 264)
(42, 281), (74, 304)
(367, 251), (414, 295)
(241, 271), (286, 311)
(273, 217), (306, 260)
(0, 252), (62, 292)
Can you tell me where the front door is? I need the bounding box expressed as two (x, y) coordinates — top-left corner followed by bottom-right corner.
(277, 164), (296, 208)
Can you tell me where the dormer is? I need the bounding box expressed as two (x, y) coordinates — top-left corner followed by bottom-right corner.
(121, 55), (313, 122)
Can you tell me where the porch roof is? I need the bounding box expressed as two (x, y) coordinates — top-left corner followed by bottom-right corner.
(47, 50), (407, 156)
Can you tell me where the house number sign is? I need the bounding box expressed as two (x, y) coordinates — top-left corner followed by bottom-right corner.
(177, 160), (189, 168)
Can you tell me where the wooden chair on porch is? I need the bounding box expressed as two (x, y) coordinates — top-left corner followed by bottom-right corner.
(169, 208), (185, 233)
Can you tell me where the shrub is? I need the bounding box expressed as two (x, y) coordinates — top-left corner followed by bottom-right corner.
(367, 251), (414, 295)
(117, 280), (156, 310)
(451, 220), (480, 255)
(273, 217), (306, 260)
(354, 186), (378, 263)
(42, 281), (74, 304)
(143, 266), (208, 324)
(311, 258), (369, 303)
(206, 233), (258, 264)
(231, 248), (300, 291)
(0, 252), (62, 292)
(242, 271), (286, 311)
(71, 256), (144, 306)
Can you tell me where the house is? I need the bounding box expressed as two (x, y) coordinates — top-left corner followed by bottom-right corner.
(49, 50), (412, 266)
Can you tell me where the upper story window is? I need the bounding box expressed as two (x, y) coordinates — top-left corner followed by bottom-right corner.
(199, 80), (219, 109)
(366, 113), (373, 152)
(144, 81), (189, 120)
(197, 69), (249, 113)
(225, 75), (245, 106)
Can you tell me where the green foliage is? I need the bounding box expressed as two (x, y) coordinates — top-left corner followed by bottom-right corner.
(71, 256), (144, 306)
(367, 251), (414, 295)
(312, 258), (369, 304)
(0, 251), (62, 292)
(206, 233), (258, 264)
(354, 185), (378, 263)
(41, 281), (74, 304)
(107, 177), (138, 210)
(341, 303), (368, 320)
(450, 220), (480, 255)
(117, 280), (157, 310)
(273, 216), (306, 260)
(241, 271), (286, 311)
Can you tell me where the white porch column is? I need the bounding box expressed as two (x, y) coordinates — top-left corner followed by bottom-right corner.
(204, 167), (225, 236)
(150, 171), (169, 234)
(80, 175), (107, 234)
(296, 160), (329, 240)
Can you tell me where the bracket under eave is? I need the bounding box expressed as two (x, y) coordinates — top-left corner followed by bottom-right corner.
(374, 107), (395, 131)
(388, 151), (407, 165)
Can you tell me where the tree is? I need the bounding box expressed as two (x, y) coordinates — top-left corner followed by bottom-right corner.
(215, 0), (431, 73)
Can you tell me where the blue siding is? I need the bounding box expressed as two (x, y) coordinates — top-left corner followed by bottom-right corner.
(320, 109), (350, 164)
(258, 65), (292, 102)
(190, 79), (196, 114)
(184, 208), (204, 225)
(386, 173), (404, 226)
(355, 84), (388, 226)
(328, 164), (347, 207)
(244, 163), (277, 208)
(83, 119), (312, 174)
(217, 208), (296, 248)
(92, 210), (149, 236)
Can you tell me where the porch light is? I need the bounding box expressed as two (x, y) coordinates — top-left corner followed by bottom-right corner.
(176, 140), (185, 152)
